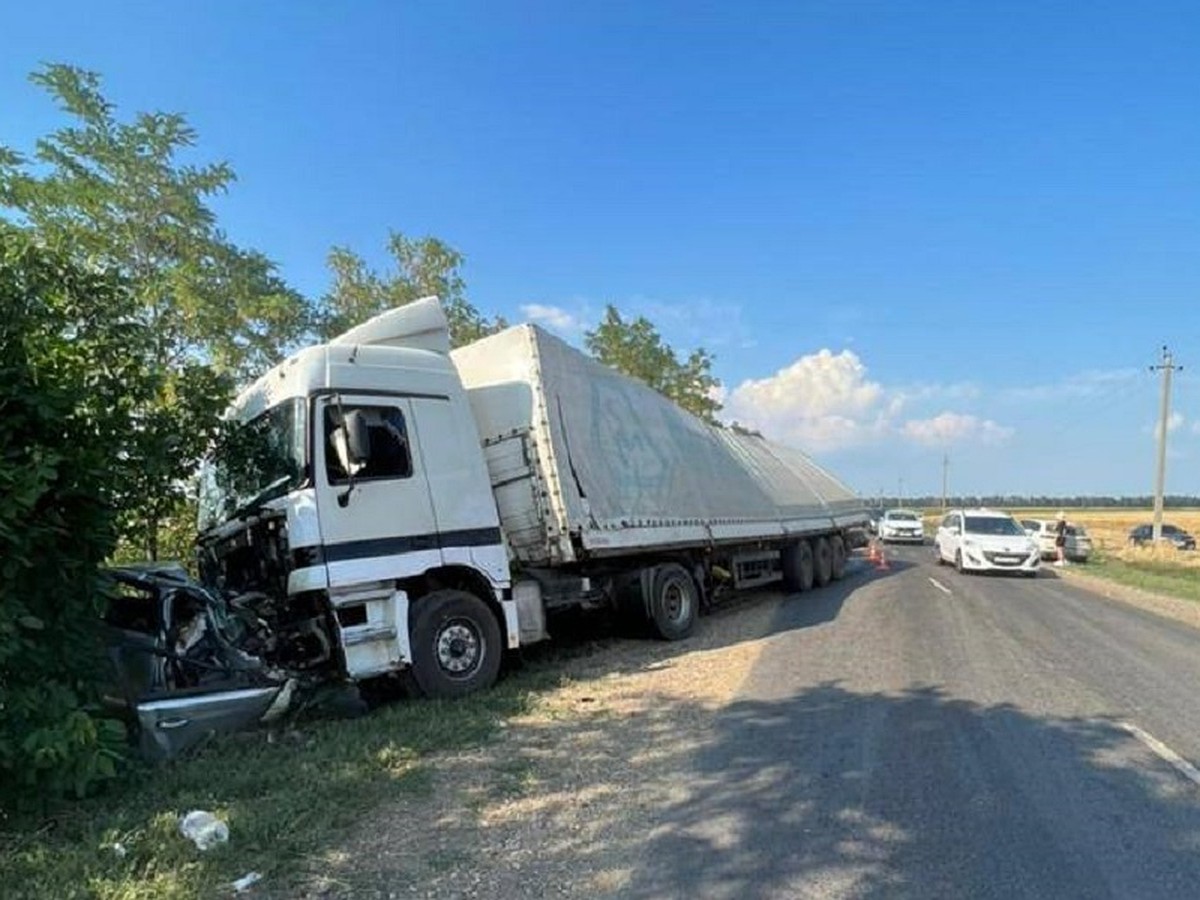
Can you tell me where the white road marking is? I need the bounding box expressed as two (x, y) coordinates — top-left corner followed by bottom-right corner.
(928, 577), (952, 596)
(1119, 721), (1200, 788)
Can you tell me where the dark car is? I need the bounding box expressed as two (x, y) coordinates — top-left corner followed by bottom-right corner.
(1127, 523), (1197, 550)
(101, 564), (297, 759)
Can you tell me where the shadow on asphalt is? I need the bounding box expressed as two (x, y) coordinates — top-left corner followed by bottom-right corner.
(613, 684), (1200, 899)
(514, 561), (874, 682)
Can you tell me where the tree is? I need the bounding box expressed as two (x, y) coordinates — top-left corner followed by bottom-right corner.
(0, 226), (140, 805)
(0, 64), (313, 557)
(316, 231), (506, 347)
(584, 305), (722, 423)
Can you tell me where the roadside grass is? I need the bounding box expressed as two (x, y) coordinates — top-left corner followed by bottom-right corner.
(0, 665), (568, 900)
(1075, 553), (1200, 605)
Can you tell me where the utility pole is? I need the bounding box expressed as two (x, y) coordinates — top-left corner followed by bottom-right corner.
(1151, 346), (1181, 542)
(898, 477), (904, 508)
(941, 453), (949, 511)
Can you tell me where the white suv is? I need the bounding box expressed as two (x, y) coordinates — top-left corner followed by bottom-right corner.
(935, 509), (1040, 576)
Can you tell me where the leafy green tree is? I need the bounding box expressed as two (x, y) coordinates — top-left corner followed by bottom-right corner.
(0, 64), (312, 557)
(584, 305), (723, 423)
(316, 231), (506, 347)
(0, 226), (139, 806)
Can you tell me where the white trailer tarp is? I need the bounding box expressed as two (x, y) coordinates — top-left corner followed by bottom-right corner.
(453, 325), (866, 564)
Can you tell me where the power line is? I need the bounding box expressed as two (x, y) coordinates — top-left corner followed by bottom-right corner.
(1150, 346), (1182, 541)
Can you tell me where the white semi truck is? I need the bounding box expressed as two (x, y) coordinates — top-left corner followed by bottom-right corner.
(166, 298), (863, 715)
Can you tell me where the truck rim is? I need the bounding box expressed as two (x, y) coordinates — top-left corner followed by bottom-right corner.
(435, 618), (483, 677)
(661, 575), (691, 624)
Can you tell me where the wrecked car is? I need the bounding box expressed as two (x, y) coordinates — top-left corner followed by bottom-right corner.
(101, 563), (302, 759)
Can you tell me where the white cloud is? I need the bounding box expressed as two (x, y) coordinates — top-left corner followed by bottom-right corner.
(724, 349), (888, 451)
(724, 348), (1012, 452)
(1151, 411), (1185, 440)
(901, 412), (1014, 446)
(520, 303), (580, 334)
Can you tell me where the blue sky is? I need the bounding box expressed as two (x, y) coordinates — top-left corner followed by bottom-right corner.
(5, 1), (1200, 497)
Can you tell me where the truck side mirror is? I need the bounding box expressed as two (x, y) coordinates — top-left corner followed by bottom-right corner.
(344, 409), (371, 466)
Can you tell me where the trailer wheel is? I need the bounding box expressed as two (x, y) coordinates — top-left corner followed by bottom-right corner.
(781, 541), (814, 593)
(409, 589), (502, 698)
(812, 537), (833, 587)
(648, 564), (698, 641)
(830, 535), (847, 580)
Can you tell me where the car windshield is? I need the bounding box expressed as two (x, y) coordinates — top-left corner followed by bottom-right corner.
(887, 512), (919, 521)
(1162, 525), (1181, 535)
(964, 515), (1026, 536)
(198, 398), (307, 531)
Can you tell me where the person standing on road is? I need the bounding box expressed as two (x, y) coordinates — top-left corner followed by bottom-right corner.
(1054, 511), (1068, 567)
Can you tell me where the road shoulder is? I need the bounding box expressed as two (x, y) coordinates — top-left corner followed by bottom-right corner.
(1052, 566), (1200, 632)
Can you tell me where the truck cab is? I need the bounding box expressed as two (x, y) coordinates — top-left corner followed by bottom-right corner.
(196, 297), (523, 699)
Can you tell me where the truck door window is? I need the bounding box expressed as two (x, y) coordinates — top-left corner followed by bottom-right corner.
(324, 405), (413, 482)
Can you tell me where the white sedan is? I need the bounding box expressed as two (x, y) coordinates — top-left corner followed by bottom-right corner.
(935, 509), (1040, 576)
(878, 509), (926, 543)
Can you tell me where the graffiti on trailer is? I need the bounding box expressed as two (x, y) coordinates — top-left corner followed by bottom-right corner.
(586, 374), (680, 517)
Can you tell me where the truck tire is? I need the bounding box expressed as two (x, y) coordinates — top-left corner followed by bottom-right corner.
(812, 537), (833, 587)
(781, 541), (814, 593)
(409, 589), (503, 698)
(830, 535), (847, 580)
(648, 563), (698, 641)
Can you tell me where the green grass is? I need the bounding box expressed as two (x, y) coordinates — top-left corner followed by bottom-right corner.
(1076, 555), (1200, 605)
(0, 667), (566, 900)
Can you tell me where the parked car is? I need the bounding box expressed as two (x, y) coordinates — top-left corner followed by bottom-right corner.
(878, 508), (925, 543)
(935, 508), (1040, 576)
(1128, 523), (1196, 550)
(1021, 519), (1092, 562)
(1064, 525), (1092, 562)
(866, 509), (883, 535)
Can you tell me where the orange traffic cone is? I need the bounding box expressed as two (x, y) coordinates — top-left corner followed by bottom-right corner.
(867, 539), (880, 564)
(874, 541), (890, 571)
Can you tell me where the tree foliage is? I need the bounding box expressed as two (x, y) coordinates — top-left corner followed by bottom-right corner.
(584, 305), (722, 423)
(316, 231), (506, 347)
(0, 227), (136, 807)
(0, 64), (311, 558)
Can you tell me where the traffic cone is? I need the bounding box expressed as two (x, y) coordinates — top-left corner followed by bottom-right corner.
(874, 541), (890, 571)
(867, 539), (880, 564)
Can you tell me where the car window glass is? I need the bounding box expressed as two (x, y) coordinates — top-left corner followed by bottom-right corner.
(963, 515), (1025, 536)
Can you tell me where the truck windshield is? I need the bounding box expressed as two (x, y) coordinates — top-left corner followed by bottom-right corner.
(198, 398), (307, 530)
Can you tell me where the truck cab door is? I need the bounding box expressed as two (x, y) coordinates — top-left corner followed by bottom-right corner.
(314, 395), (441, 589)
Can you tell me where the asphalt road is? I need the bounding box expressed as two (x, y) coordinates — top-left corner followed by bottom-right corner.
(624, 545), (1200, 899)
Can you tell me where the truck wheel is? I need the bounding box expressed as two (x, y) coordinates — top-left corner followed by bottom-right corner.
(781, 541), (814, 593)
(648, 564), (698, 641)
(830, 535), (847, 580)
(409, 589), (503, 698)
(812, 537), (833, 587)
